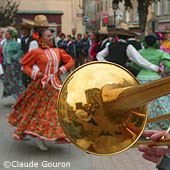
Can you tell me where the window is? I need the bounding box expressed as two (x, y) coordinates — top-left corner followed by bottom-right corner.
(155, 1), (161, 16)
(97, 3), (100, 12)
(160, 0), (163, 15)
(100, 1), (103, 12)
(164, 0), (169, 14)
(125, 11), (130, 23)
(109, 0), (112, 8)
(105, 0), (108, 11)
(134, 8), (139, 22)
(154, 2), (158, 16)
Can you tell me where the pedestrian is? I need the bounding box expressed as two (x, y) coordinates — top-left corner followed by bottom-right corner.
(57, 33), (67, 51)
(87, 32), (100, 62)
(66, 35), (72, 54)
(8, 28), (74, 151)
(1, 29), (24, 99)
(130, 34), (170, 130)
(66, 37), (76, 72)
(67, 36), (76, 60)
(54, 31), (62, 47)
(81, 32), (90, 64)
(75, 33), (83, 68)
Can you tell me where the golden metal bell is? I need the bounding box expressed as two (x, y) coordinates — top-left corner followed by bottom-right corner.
(57, 62), (170, 156)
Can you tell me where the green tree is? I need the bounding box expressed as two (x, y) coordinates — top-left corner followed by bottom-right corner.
(118, 0), (159, 33)
(0, 0), (20, 27)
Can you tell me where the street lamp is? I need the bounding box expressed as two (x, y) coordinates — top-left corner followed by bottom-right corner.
(112, 0), (119, 27)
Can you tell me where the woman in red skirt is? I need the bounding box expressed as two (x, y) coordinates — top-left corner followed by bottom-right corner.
(8, 28), (74, 151)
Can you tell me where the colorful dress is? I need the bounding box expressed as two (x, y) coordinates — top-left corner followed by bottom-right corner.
(1, 39), (24, 99)
(8, 47), (74, 142)
(130, 47), (170, 130)
(159, 46), (170, 78)
(162, 40), (170, 51)
(160, 45), (170, 55)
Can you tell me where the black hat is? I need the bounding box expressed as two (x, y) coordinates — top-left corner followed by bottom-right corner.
(145, 33), (158, 47)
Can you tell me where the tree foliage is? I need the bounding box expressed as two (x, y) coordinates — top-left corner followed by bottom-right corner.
(0, 0), (20, 27)
(117, 0), (159, 33)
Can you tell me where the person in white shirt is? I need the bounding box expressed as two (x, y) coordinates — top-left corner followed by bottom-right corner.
(96, 38), (159, 75)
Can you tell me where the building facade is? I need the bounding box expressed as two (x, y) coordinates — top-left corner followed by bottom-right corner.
(94, 0), (125, 30)
(152, 0), (170, 32)
(83, 0), (154, 34)
(83, 0), (136, 32)
(17, 0), (83, 35)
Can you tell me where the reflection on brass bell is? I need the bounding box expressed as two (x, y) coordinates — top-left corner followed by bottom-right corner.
(57, 62), (170, 155)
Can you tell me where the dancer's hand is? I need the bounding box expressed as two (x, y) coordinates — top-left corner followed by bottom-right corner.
(58, 69), (63, 76)
(157, 68), (164, 75)
(138, 130), (170, 163)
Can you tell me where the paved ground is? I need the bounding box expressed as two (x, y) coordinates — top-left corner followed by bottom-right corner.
(0, 76), (157, 170)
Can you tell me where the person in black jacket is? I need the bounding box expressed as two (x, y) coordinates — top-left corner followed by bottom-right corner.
(96, 35), (159, 76)
(57, 33), (67, 51)
(67, 37), (76, 72)
(81, 32), (90, 64)
(75, 33), (83, 68)
(67, 37), (76, 60)
(127, 36), (142, 51)
(20, 25), (39, 88)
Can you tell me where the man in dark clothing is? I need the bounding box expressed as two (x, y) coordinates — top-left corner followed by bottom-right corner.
(20, 26), (38, 88)
(127, 37), (142, 51)
(75, 33), (83, 68)
(99, 35), (110, 51)
(67, 37), (76, 71)
(81, 32), (90, 64)
(96, 28), (110, 52)
(126, 37), (142, 75)
(57, 33), (67, 51)
(67, 37), (76, 60)
(96, 37), (159, 76)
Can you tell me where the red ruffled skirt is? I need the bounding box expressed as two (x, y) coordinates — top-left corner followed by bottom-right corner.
(8, 79), (70, 144)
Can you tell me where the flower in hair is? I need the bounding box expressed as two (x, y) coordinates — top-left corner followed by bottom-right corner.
(32, 32), (46, 49)
(32, 32), (40, 41)
(158, 32), (163, 39)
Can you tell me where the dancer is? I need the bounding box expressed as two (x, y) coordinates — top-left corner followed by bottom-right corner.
(130, 34), (170, 130)
(8, 28), (74, 151)
(1, 29), (24, 99)
(96, 35), (160, 77)
(18, 20), (39, 88)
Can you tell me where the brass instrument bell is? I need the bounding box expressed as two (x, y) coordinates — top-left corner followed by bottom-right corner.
(57, 62), (170, 155)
